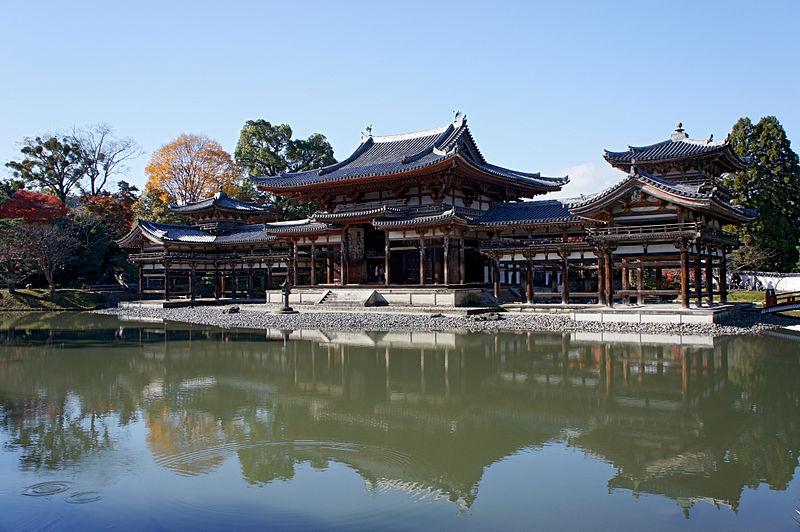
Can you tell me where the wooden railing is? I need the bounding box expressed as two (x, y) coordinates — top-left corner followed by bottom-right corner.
(129, 251), (289, 262)
(587, 222), (700, 237)
(480, 236), (589, 249)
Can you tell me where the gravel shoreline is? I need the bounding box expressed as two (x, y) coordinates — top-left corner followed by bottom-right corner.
(95, 304), (799, 337)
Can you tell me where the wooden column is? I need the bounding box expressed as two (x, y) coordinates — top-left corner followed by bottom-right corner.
(560, 253), (569, 304)
(341, 231), (348, 286)
(694, 247), (702, 307)
(214, 265), (220, 300)
(310, 242), (316, 286)
(384, 232), (390, 286)
(443, 235), (450, 286)
(292, 241), (299, 286)
(720, 251), (728, 303)
(231, 265), (237, 299)
(705, 246), (714, 305)
(267, 264), (272, 292)
(190, 266), (196, 302)
(137, 265), (143, 298)
(597, 252), (606, 305)
(247, 264), (254, 298)
(680, 244), (689, 308)
(419, 236), (425, 285)
(526, 259), (533, 303)
(220, 270), (226, 297)
(326, 251), (332, 285)
(164, 262), (171, 301)
(459, 237), (465, 284)
(605, 252), (614, 308)
(637, 266), (644, 305)
(621, 261), (630, 305)
(493, 257), (500, 299)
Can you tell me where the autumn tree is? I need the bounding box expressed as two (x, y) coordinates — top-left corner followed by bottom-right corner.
(0, 190), (68, 223)
(722, 116), (800, 271)
(0, 220), (33, 293)
(235, 120), (336, 220)
(5, 136), (85, 203)
(145, 134), (240, 205)
(21, 223), (79, 296)
(73, 124), (142, 196)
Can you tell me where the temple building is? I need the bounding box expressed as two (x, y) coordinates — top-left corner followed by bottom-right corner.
(119, 116), (755, 307)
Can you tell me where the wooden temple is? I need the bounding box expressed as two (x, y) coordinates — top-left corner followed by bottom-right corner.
(119, 117), (754, 307)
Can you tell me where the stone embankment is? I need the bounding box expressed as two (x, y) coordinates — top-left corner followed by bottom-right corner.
(96, 304), (798, 337)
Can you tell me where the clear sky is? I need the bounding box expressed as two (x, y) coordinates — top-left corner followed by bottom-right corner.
(1, 0), (798, 198)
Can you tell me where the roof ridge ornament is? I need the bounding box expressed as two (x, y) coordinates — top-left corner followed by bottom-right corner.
(361, 124), (373, 141)
(453, 110), (466, 126)
(671, 122), (688, 141)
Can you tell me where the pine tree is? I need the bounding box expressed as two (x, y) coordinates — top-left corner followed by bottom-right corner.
(722, 116), (800, 272)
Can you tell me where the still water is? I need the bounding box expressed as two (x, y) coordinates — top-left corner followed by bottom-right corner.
(0, 312), (798, 531)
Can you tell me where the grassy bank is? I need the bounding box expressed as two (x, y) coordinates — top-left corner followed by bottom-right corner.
(0, 289), (109, 310)
(726, 290), (764, 304)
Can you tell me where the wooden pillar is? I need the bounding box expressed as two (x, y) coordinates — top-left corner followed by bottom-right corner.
(267, 264), (273, 292)
(443, 235), (450, 286)
(597, 252), (606, 305)
(220, 270), (226, 297)
(637, 266), (644, 305)
(231, 265), (237, 299)
(292, 242), (299, 286)
(459, 237), (465, 284)
(164, 262), (170, 301)
(384, 232), (390, 286)
(705, 246), (714, 305)
(310, 242), (316, 286)
(561, 253), (569, 304)
(341, 231), (348, 286)
(247, 264), (254, 298)
(326, 251), (332, 285)
(680, 244), (689, 308)
(605, 252), (614, 308)
(190, 266), (196, 302)
(526, 259), (533, 303)
(214, 266), (220, 300)
(720, 251), (728, 303)
(419, 236), (425, 285)
(493, 258), (500, 300)
(137, 265), (143, 298)
(621, 261), (630, 305)
(694, 246), (702, 307)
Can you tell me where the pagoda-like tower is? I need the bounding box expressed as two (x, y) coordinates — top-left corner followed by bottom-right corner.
(170, 190), (272, 234)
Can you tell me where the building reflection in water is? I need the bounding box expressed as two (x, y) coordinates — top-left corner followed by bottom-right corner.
(0, 314), (799, 517)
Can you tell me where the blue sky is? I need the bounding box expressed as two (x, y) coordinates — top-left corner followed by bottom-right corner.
(1, 0), (798, 198)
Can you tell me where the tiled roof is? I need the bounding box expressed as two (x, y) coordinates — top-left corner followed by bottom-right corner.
(263, 219), (333, 234)
(604, 126), (747, 171)
(251, 116), (567, 192)
(311, 204), (407, 221)
(372, 206), (476, 229)
(119, 220), (277, 246)
(472, 200), (584, 226)
(170, 191), (271, 214)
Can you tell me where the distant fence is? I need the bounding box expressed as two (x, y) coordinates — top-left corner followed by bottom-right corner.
(733, 271), (800, 292)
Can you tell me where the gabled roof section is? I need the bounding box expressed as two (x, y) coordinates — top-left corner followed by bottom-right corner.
(250, 115), (567, 195)
(567, 169), (755, 223)
(170, 191), (271, 214)
(117, 220), (277, 247)
(371, 205), (477, 230)
(263, 219), (334, 235)
(472, 200), (587, 227)
(604, 124), (747, 173)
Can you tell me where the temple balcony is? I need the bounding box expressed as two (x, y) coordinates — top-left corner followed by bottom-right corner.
(128, 250), (290, 264)
(586, 222), (740, 246)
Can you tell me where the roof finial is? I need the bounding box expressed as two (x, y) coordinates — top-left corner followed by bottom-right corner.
(361, 124), (373, 141)
(453, 110), (465, 125)
(706, 133), (713, 144)
(671, 122), (688, 141)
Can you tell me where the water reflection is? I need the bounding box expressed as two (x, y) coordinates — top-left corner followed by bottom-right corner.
(0, 313), (798, 519)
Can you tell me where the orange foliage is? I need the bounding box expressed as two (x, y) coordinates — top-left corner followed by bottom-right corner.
(0, 190), (68, 223)
(145, 134), (241, 205)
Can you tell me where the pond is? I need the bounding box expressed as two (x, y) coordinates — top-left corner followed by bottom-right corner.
(0, 312), (798, 531)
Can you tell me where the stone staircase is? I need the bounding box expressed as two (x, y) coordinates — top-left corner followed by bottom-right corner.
(316, 289), (380, 307)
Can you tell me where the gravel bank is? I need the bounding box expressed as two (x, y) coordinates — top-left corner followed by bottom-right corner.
(95, 304), (799, 337)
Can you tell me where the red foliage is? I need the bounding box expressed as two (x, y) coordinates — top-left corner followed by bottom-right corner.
(0, 190), (68, 223)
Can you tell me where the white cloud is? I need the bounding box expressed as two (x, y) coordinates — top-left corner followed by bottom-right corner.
(546, 162), (625, 200)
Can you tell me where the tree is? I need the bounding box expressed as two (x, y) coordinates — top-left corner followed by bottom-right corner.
(722, 116), (800, 271)
(132, 190), (189, 224)
(73, 124), (142, 197)
(0, 190), (68, 223)
(145, 134), (240, 205)
(0, 178), (24, 206)
(84, 180), (139, 237)
(0, 220), (33, 293)
(235, 120), (336, 220)
(5, 136), (85, 204)
(21, 223), (79, 296)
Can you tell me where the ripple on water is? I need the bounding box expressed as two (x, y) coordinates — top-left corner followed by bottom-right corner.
(22, 481), (71, 497)
(64, 491), (103, 504)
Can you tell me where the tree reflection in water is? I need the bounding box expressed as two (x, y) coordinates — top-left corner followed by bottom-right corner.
(0, 314), (799, 517)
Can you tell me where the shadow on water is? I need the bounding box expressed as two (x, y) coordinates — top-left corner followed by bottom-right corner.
(0, 312), (799, 523)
